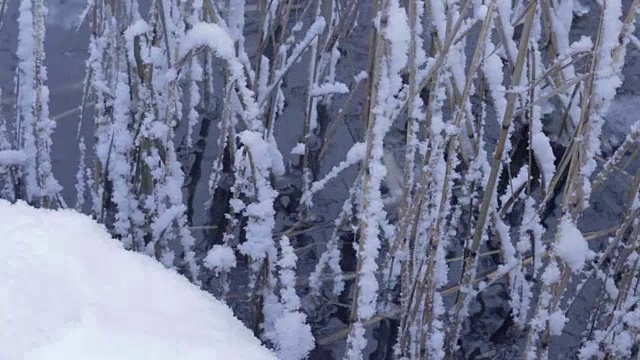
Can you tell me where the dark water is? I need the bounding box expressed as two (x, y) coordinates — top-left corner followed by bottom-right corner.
(1, 1), (638, 358)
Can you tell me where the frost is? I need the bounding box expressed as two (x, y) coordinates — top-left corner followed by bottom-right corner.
(15, 0), (63, 206)
(579, 342), (601, 359)
(268, 134), (286, 177)
(240, 131), (284, 179)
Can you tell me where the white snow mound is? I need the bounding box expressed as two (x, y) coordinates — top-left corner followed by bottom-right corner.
(0, 200), (276, 360)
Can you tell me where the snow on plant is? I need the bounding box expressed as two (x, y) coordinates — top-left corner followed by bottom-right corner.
(556, 216), (595, 272)
(393, 58), (452, 359)
(443, 1), (507, 354)
(344, 0), (410, 357)
(309, 184), (361, 298)
(264, 236), (314, 360)
(234, 130), (279, 263)
(577, 0), (624, 203)
(301, 142), (366, 206)
(79, 1), (200, 281)
(74, 137), (86, 211)
(6, 0), (640, 358)
(523, 2), (636, 358)
(15, 0), (63, 208)
(0, 88), (18, 201)
(204, 244), (237, 274)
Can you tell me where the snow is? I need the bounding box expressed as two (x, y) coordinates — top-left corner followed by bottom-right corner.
(290, 142), (306, 155)
(239, 130), (283, 182)
(0, 150), (27, 166)
(268, 236), (314, 360)
(234, 130), (279, 271)
(272, 312), (314, 360)
(178, 22), (236, 63)
(353, 71), (368, 83)
(569, 36), (593, 55)
(382, 149), (403, 209)
(556, 216), (595, 273)
(310, 82), (349, 97)
(531, 132), (556, 191)
(203, 245), (237, 273)
(0, 200), (276, 360)
(16, 0), (63, 206)
(343, 1), (410, 356)
(475, 4), (488, 20)
(548, 310), (568, 335)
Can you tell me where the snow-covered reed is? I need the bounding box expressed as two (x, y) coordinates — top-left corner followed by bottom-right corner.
(1, 0), (640, 359)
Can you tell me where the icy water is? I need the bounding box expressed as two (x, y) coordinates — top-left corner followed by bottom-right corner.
(1, 1), (638, 359)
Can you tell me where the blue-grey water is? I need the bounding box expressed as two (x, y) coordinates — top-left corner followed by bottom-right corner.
(1, 0), (638, 358)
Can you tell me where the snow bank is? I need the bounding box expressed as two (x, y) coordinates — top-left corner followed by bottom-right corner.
(0, 200), (276, 360)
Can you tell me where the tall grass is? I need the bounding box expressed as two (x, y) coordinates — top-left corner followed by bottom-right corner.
(1, 0), (639, 359)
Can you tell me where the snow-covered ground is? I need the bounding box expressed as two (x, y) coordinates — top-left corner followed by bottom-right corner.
(0, 200), (275, 360)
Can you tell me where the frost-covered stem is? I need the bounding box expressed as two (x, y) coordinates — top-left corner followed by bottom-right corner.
(229, 128), (283, 341)
(15, 0), (63, 208)
(383, 0), (426, 327)
(344, 0), (386, 353)
(539, 0), (583, 134)
(75, 137), (87, 211)
(267, 236), (315, 359)
(345, 0), (410, 357)
(396, 142), (451, 358)
(184, 0), (203, 149)
(309, 190), (357, 297)
(445, 2), (536, 356)
(393, 0), (424, 262)
(593, 120), (640, 191)
(584, 221), (640, 359)
(499, 3), (550, 333)
(205, 83), (239, 296)
(524, 4), (630, 356)
(0, 88), (17, 201)
(300, 1), (324, 213)
(85, 0), (140, 246)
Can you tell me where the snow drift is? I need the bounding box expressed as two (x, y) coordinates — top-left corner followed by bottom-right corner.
(0, 200), (276, 360)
